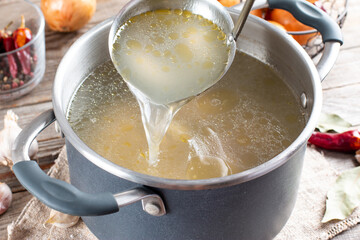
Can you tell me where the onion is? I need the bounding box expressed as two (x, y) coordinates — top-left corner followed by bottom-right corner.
(41, 0), (96, 32)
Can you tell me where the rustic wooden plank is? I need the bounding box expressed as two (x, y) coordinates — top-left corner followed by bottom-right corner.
(339, 0), (360, 50)
(0, 101), (58, 140)
(322, 84), (360, 126)
(321, 46), (360, 89)
(0, 191), (33, 240)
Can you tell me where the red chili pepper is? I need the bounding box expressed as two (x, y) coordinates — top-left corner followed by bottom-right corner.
(13, 15), (32, 75)
(308, 130), (360, 152)
(13, 15), (32, 48)
(0, 36), (4, 53)
(3, 33), (18, 79)
(0, 21), (12, 53)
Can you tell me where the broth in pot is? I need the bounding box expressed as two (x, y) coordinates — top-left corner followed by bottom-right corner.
(67, 52), (305, 180)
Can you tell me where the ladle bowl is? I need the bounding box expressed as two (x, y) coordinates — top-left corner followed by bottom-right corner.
(108, 0), (241, 103)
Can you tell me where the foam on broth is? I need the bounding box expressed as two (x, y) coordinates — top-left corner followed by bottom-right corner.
(67, 52), (306, 180)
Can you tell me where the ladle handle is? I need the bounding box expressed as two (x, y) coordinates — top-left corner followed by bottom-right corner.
(12, 109), (166, 217)
(232, 0), (256, 41)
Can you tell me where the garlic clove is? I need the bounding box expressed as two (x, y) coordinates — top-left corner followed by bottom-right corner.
(356, 149), (360, 164)
(0, 182), (12, 215)
(0, 110), (38, 168)
(45, 209), (80, 228)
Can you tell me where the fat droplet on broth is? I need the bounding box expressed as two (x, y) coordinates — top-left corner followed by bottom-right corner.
(202, 61), (214, 69)
(152, 50), (161, 57)
(182, 10), (192, 18)
(126, 40), (142, 50)
(169, 32), (179, 40)
(164, 50), (172, 58)
(217, 32), (226, 41)
(154, 36), (164, 44)
(154, 9), (172, 15)
(162, 66), (170, 72)
(174, 9), (183, 15)
(136, 57), (144, 64)
(203, 31), (218, 42)
(145, 44), (153, 53)
(186, 156), (230, 180)
(174, 44), (193, 62)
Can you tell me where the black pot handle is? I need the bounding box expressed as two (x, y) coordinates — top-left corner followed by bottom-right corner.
(12, 109), (166, 217)
(268, 0), (343, 44)
(232, 0), (343, 81)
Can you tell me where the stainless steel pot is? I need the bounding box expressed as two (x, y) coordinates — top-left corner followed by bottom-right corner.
(12, 0), (342, 239)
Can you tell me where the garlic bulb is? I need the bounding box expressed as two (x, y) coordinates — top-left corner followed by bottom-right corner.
(0, 110), (38, 167)
(45, 209), (80, 228)
(0, 182), (12, 215)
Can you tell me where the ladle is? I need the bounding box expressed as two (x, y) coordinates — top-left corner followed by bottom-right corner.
(109, 0), (255, 103)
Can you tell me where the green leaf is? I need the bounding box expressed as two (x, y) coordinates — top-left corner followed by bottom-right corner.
(322, 166), (360, 223)
(316, 113), (352, 133)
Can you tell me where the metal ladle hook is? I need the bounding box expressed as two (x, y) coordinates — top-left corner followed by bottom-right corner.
(232, 0), (256, 41)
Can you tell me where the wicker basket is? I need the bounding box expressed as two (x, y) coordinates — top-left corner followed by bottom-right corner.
(239, 0), (348, 58)
(298, 0), (348, 58)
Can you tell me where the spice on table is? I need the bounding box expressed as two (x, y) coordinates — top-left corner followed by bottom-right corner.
(13, 15), (32, 75)
(308, 130), (360, 152)
(322, 166), (360, 223)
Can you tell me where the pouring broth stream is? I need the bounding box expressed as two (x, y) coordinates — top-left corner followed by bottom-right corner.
(110, 9), (231, 165)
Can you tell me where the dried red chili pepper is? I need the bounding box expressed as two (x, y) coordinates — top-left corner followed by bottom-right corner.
(0, 21), (12, 53)
(13, 15), (32, 75)
(13, 15), (32, 48)
(308, 130), (360, 152)
(0, 36), (4, 53)
(2, 33), (18, 79)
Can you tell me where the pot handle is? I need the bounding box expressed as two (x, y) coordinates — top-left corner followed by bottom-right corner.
(232, 0), (343, 81)
(12, 109), (166, 217)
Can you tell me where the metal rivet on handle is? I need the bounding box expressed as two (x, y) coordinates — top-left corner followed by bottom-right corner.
(301, 93), (307, 109)
(144, 202), (161, 216)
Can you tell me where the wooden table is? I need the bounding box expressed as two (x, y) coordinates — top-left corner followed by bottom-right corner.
(0, 0), (359, 239)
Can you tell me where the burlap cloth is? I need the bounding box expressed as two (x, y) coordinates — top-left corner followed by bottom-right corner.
(6, 147), (360, 240)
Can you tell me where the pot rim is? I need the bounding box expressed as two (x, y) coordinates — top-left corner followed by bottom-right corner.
(53, 14), (322, 190)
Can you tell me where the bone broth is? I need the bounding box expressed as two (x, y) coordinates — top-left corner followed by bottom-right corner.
(110, 10), (231, 165)
(67, 53), (306, 180)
